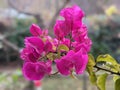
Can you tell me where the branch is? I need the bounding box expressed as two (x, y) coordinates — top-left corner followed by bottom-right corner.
(48, 0), (70, 31)
(0, 34), (20, 52)
(94, 65), (120, 76)
(7, 0), (37, 16)
(2, 39), (20, 52)
(7, 0), (45, 28)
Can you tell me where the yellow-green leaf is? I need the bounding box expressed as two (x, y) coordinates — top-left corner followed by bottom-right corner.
(115, 78), (120, 90)
(96, 54), (119, 72)
(105, 63), (119, 73)
(97, 54), (118, 65)
(86, 66), (93, 75)
(113, 75), (120, 82)
(88, 54), (95, 67)
(86, 64), (97, 85)
(47, 53), (54, 60)
(58, 44), (69, 52)
(47, 53), (60, 61)
(89, 72), (97, 85)
(97, 73), (108, 90)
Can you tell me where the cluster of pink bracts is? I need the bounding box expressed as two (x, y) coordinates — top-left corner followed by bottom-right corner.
(20, 5), (92, 80)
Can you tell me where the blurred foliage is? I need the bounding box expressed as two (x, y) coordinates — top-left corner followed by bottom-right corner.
(88, 14), (120, 62)
(105, 5), (118, 16)
(0, 69), (28, 90)
(7, 18), (36, 47)
(7, 31), (30, 47)
(14, 18), (37, 29)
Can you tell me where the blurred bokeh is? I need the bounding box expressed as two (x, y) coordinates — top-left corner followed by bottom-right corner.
(0, 0), (120, 90)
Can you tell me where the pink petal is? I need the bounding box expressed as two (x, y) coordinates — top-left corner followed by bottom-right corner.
(61, 38), (70, 48)
(60, 5), (84, 21)
(44, 41), (53, 53)
(30, 24), (42, 36)
(23, 62), (45, 80)
(42, 30), (48, 36)
(55, 50), (75, 76)
(55, 59), (71, 76)
(45, 60), (52, 74)
(20, 47), (39, 62)
(25, 37), (44, 53)
(72, 49), (88, 74)
(54, 20), (65, 40)
(60, 5), (84, 29)
(23, 61), (52, 80)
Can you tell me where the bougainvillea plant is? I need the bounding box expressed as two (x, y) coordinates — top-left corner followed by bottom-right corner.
(20, 5), (120, 90)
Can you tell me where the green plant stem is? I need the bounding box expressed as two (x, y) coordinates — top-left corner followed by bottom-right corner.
(94, 65), (120, 75)
(69, 31), (72, 50)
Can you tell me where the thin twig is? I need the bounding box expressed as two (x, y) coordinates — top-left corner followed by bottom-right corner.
(94, 65), (120, 75)
(0, 34), (20, 52)
(7, 0), (37, 16)
(50, 71), (59, 76)
(48, 0), (70, 31)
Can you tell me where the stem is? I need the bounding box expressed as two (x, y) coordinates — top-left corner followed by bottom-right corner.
(50, 71), (59, 75)
(94, 65), (120, 75)
(69, 31), (72, 49)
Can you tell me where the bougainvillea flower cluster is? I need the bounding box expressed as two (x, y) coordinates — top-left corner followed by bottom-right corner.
(20, 5), (92, 80)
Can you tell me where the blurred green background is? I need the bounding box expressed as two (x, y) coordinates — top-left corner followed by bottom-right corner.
(0, 0), (120, 90)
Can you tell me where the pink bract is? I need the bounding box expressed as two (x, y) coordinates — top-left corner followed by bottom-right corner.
(54, 20), (65, 40)
(30, 24), (42, 36)
(23, 61), (52, 80)
(25, 37), (44, 54)
(44, 41), (53, 53)
(20, 47), (40, 62)
(54, 5), (86, 41)
(72, 24), (88, 42)
(20, 5), (92, 80)
(73, 38), (92, 52)
(60, 5), (84, 22)
(60, 5), (84, 30)
(55, 49), (88, 76)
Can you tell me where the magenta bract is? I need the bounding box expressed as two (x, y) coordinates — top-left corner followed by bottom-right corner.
(30, 24), (42, 36)
(54, 6), (85, 39)
(54, 20), (65, 40)
(23, 61), (52, 80)
(20, 47), (40, 62)
(25, 37), (44, 53)
(55, 49), (88, 76)
(60, 5), (84, 22)
(20, 5), (92, 80)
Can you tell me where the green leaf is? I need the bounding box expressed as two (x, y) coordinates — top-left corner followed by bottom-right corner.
(96, 54), (119, 72)
(47, 53), (60, 61)
(89, 72), (97, 85)
(86, 54), (97, 85)
(97, 54), (118, 65)
(115, 78), (120, 90)
(113, 75), (120, 82)
(86, 54), (95, 75)
(47, 53), (54, 60)
(86, 66), (93, 75)
(97, 73), (108, 90)
(86, 66), (97, 84)
(88, 54), (95, 67)
(58, 44), (69, 52)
